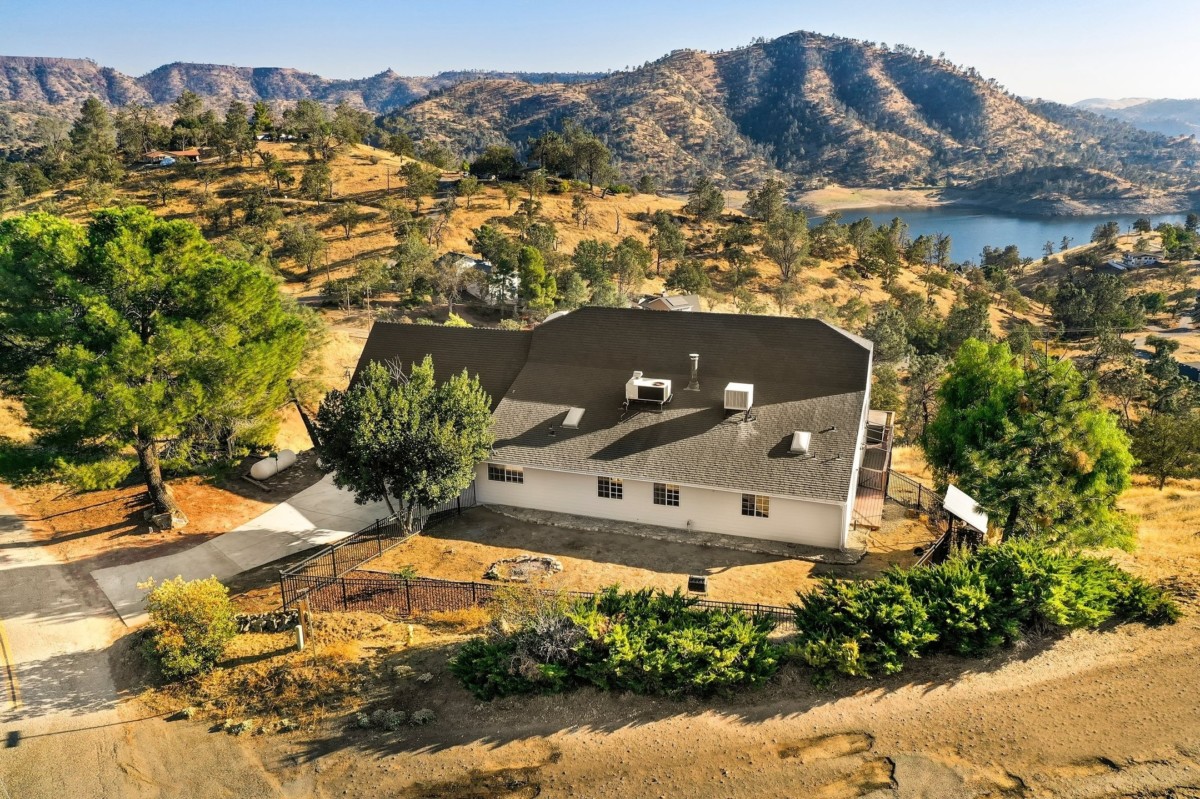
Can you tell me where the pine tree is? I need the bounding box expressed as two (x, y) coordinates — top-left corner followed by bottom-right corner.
(69, 97), (123, 183)
(0, 208), (309, 525)
(924, 340), (1134, 548)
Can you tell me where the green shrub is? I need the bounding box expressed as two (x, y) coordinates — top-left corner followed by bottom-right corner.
(141, 576), (238, 681)
(793, 541), (1181, 684)
(450, 634), (567, 699)
(574, 588), (780, 697)
(889, 555), (1010, 656)
(1112, 570), (1182, 625)
(789, 579), (936, 685)
(450, 587), (780, 699)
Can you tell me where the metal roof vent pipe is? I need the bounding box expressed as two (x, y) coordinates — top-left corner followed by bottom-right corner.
(686, 353), (700, 391)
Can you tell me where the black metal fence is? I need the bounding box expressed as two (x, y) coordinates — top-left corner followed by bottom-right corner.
(884, 470), (946, 524)
(284, 572), (798, 631)
(279, 483), (476, 608)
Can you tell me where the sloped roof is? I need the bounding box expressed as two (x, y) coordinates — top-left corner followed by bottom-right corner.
(354, 323), (532, 410)
(352, 308), (872, 503)
(640, 293), (702, 311)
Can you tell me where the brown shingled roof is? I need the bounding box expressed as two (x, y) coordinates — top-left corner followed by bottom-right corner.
(354, 323), (531, 410)
(351, 308), (872, 503)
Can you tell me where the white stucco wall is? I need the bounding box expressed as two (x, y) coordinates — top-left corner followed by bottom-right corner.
(475, 464), (846, 549)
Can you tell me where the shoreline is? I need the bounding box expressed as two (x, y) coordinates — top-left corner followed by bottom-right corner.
(797, 185), (1198, 218)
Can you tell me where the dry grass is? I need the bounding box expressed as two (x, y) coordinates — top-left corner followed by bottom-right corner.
(142, 612), (415, 730)
(797, 185), (946, 213)
(423, 606), (493, 633)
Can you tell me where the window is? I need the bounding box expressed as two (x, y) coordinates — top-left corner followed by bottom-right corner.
(653, 483), (680, 507)
(741, 493), (769, 518)
(487, 464), (524, 484)
(597, 476), (623, 499)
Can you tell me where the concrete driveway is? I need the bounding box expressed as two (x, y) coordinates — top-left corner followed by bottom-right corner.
(90, 475), (392, 625)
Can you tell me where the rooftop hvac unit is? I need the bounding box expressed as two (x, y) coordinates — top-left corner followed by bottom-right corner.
(626, 373), (672, 404)
(724, 382), (754, 412)
(789, 430), (812, 455)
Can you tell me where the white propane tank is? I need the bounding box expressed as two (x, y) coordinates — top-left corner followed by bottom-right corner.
(250, 456), (279, 480)
(275, 449), (297, 471)
(249, 449), (297, 481)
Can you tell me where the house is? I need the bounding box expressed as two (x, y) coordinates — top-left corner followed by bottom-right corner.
(443, 253), (519, 307)
(353, 308), (878, 550)
(638, 292), (703, 312)
(143, 148), (203, 165)
(1123, 252), (1162, 268)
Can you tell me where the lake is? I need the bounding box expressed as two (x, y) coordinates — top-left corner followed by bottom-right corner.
(823, 207), (1190, 264)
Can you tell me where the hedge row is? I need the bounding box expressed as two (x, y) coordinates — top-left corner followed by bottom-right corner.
(450, 542), (1180, 699)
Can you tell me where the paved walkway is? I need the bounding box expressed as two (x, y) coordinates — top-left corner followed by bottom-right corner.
(90, 475), (391, 625)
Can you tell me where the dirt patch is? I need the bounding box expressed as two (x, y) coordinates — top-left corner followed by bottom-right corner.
(401, 762), (548, 799)
(0, 449), (325, 571)
(364, 507), (922, 606)
(484, 554), (563, 582)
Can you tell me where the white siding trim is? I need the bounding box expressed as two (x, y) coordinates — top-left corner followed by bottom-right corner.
(482, 459), (848, 507)
(476, 464), (846, 549)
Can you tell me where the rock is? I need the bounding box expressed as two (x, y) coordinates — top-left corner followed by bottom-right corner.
(484, 554), (564, 582)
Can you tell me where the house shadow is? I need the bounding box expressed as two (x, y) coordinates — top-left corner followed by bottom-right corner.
(419, 507), (792, 574)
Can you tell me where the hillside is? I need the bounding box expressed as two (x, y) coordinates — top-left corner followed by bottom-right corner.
(4, 32), (1200, 210)
(398, 32), (1200, 205)
(1075, 96), (1200, 138)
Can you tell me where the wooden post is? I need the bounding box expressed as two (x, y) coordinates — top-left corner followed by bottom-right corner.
(297, 599), (311, 644)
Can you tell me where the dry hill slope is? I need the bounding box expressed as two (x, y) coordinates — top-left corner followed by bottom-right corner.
(399, 31), (1200, 205)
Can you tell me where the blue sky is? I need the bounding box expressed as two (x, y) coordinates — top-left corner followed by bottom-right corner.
(1, 0), (1195, 102)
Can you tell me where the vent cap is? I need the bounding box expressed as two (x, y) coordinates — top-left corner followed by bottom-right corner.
(790, 431), (812, 455)
(562, 407), (585, 429)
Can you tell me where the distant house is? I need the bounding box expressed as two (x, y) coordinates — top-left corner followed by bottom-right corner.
(638, 292), (703, 312)
(143, 148), (203, 165)
(444, 253), (520, 307)
(1123, 252), (1162, 268)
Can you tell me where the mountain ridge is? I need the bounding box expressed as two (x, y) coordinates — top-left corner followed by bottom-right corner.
(1073, 97), (1200, 138)
(2, 36), (1199, 212)
(0, 54), (605, 112)
(396, 32), (1200, 207)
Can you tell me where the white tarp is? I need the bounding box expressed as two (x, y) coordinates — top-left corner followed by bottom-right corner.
(943, 484), (988, 534)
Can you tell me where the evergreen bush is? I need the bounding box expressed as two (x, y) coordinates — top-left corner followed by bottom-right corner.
(450, 587), (780, 699)
(142, 576), (238, 680)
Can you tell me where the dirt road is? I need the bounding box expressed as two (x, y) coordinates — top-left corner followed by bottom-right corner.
(0, 493), (278, 799)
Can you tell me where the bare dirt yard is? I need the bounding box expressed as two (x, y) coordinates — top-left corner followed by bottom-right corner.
(362, 505), (935, 606)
